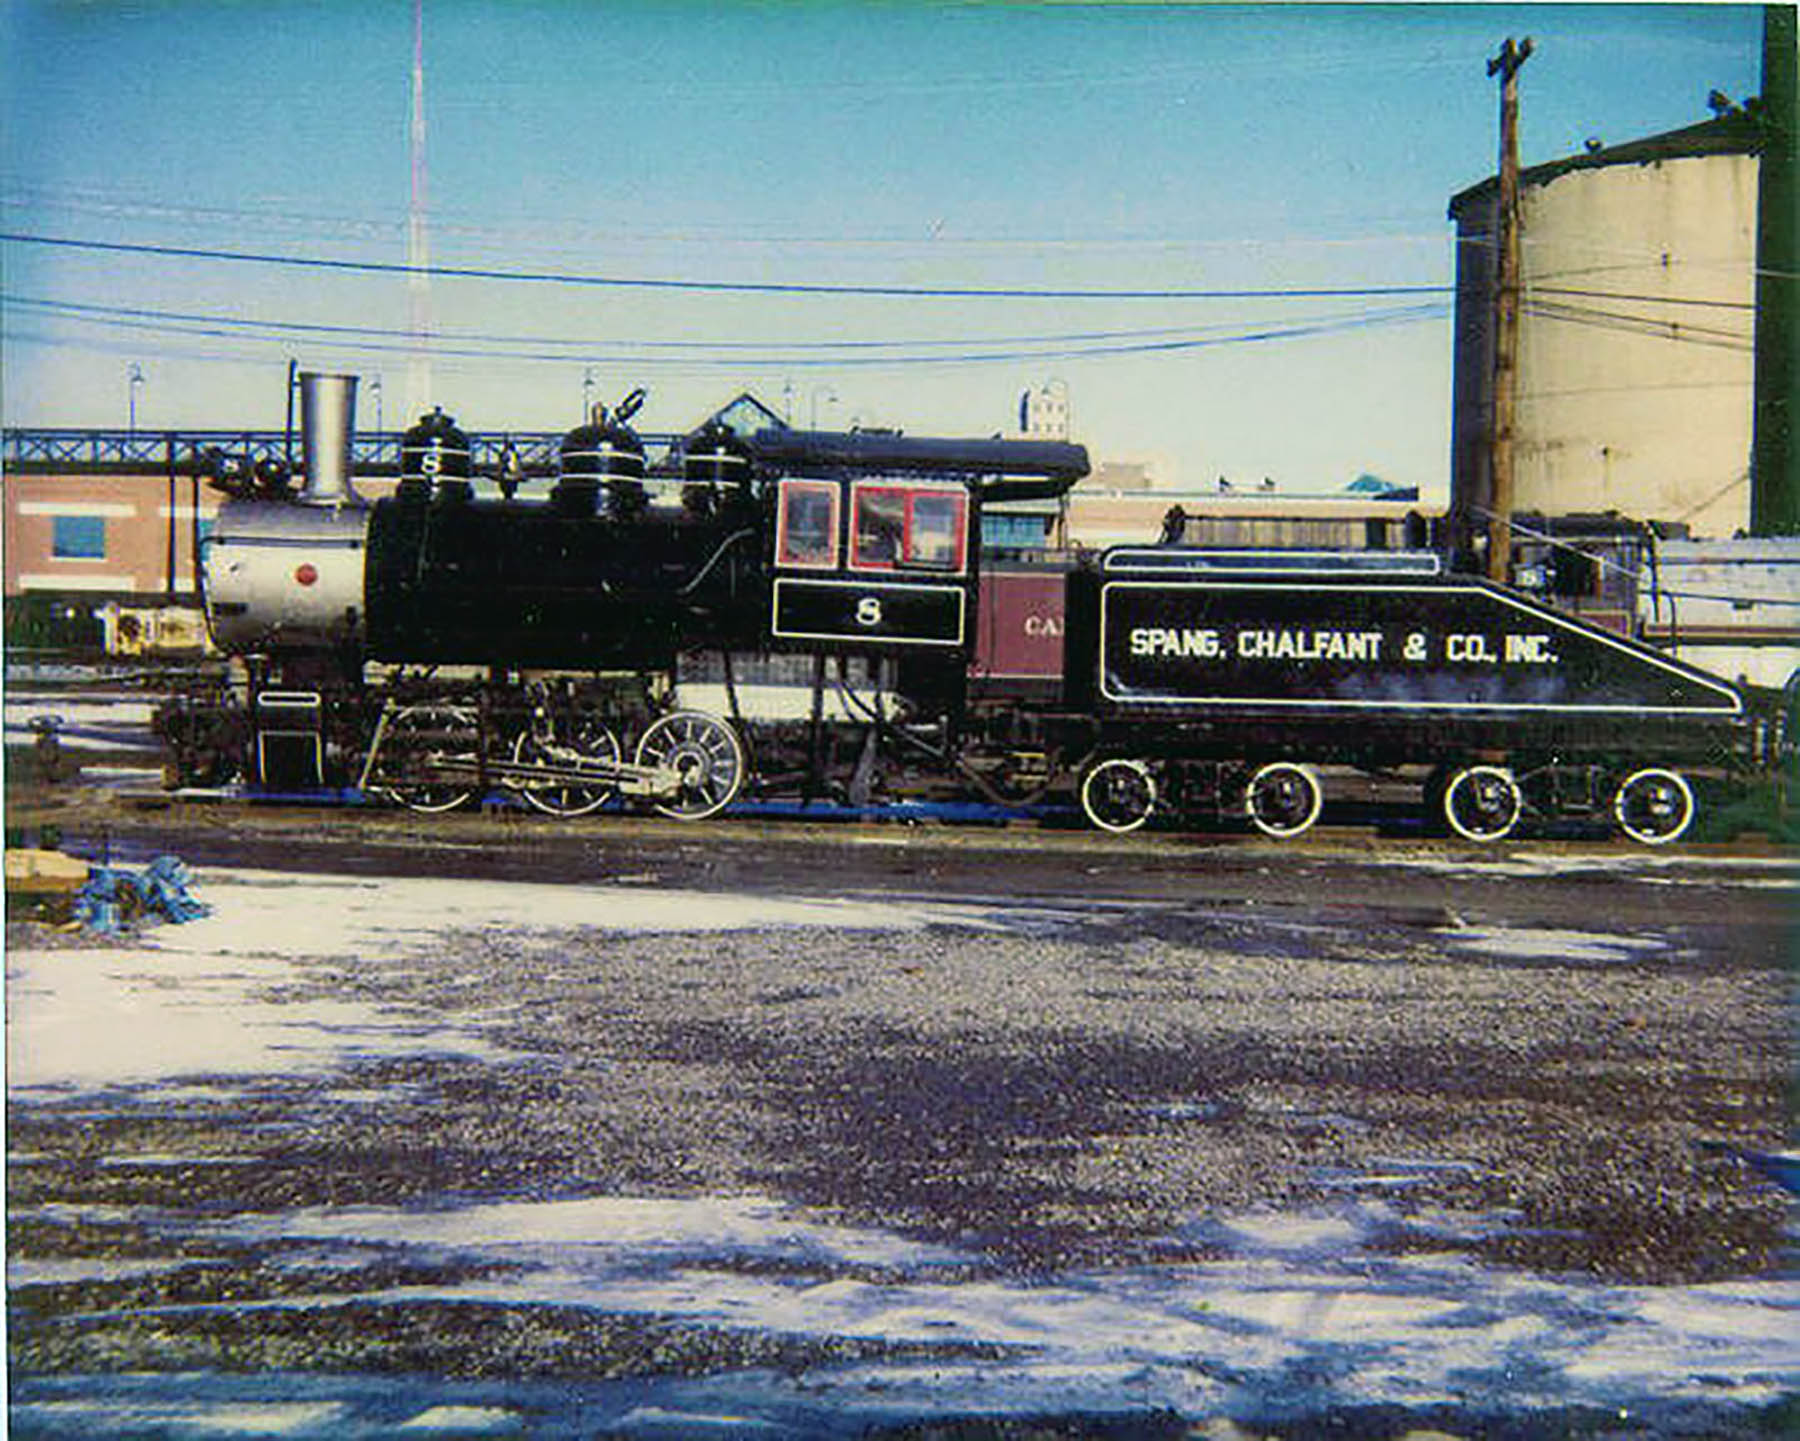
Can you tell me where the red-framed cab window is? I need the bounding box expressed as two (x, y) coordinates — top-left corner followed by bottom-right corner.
(776, 479), (841, 569)
(850, 483), (968, 574)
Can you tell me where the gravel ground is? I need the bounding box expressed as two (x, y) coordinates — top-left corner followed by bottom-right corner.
(5, 789), (1796, 1436)
(11, 902), (1794, 1321)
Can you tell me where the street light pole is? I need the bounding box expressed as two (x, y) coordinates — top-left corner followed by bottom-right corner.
(128, 363), (146, 438)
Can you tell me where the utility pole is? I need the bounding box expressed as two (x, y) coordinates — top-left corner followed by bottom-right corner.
(1751, 4), (1797, 535)
(1487, 36), (1532, 584)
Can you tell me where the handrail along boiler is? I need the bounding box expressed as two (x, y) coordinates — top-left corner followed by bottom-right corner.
(159, 370), (1774, 844)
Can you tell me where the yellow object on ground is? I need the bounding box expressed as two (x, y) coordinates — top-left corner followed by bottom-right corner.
(4, 849), (91, 895)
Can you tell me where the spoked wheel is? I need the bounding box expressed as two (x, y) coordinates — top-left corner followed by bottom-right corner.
(1080, 757), (1157, 834)
(511, 721), (621, 818)
(376, 704), (479, 814)
(1613, 767), (1695, 845)
(1441, 763), (1523, 843)
(634, 710), (746, 820)
(1244, 761), (1324, 839)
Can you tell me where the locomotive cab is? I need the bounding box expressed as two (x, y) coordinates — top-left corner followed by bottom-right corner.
(750, 426), (1085, 672)
(770, 472), (974, 656)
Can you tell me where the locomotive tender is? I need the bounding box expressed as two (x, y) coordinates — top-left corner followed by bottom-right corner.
(157, 370), (1769, 845)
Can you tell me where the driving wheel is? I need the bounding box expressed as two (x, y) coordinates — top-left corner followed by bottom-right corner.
(634, 710), (746, 820)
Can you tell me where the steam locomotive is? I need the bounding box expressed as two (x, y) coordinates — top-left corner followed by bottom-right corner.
(155, 370), (1771, 845)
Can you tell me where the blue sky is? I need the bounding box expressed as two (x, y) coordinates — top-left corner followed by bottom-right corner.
(0, 3), (1766, 498)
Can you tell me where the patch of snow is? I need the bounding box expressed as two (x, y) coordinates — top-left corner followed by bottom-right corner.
(1376, 851), (1797, 886)
(179, 1191), (1800, 1421)
(1439, 925), (1666, 963)
(206, 1194), (968, 1272)
(610, 1407), (782, 1433)
(396, 1405), (523, 1432)
(1192, 1210), (1372, 1254)
(98, 1154), (263, 1168)
(8, 1256), (211, 1288)
(9, 1398), (352, 1435)
(5, 944), (514, 1092)
(4, 694), (158, 752)
(6, 868), (1029, 1094)
(155, 867), (1000, 964)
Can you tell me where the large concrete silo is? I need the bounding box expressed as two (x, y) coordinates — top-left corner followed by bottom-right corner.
(1449, 112), (1762, 546)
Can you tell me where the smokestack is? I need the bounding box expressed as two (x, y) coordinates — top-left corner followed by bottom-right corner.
(298, 371), (364, 506)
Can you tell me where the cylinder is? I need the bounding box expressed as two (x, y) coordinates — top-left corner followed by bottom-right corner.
(298, 372), (363, 507)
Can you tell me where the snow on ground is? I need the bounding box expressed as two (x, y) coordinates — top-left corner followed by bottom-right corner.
(1370, 849), (1798, 887)
(1438, 925), (1672, 963)
(41, 1189), (1800, 1429)
(4, 928), (520, 1094)
(10, 858), (1772, 1093)
(9, 863), (1797, 1435)
(159, 867), (1019, 959)
(4, 693), (159, 751)
(5, 867), (993, 1094)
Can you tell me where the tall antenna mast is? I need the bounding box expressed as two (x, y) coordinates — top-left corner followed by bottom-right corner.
(407, 0), (432, 419)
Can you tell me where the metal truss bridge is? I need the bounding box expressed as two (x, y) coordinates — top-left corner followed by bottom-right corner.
(2, 429), (685, 477)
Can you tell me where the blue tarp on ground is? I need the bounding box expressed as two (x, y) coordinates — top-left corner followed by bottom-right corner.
(73, 855), (210, 934)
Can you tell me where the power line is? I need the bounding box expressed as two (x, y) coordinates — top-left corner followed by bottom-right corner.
(3, 296), (1447, 369)
(1453, 232), (1799, 283)
(0, 230), (1454, 303)
(1530, 284), (1756, 311)
(3, 292), (1431, 354)
(1522, 298), (1753, 351)
(8, 230), (1760, 316)
(3, 181), (1450, 257)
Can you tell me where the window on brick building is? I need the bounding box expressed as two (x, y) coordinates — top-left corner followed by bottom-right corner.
(52, 515), (107, 559)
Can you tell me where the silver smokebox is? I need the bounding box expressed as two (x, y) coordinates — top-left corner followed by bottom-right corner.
(298, 371), (364, 506)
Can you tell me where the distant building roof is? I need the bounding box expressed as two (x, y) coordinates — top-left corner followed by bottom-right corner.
(700, 392), (787, 437)
(1448, 109), (1764, 220)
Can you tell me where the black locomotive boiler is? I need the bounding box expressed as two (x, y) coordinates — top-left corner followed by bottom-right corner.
(158, 370), (1776, 844)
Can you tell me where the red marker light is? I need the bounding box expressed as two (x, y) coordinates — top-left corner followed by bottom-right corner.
(295, 563), (319, 586)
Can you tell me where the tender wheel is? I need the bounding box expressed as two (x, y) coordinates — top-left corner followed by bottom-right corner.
(1613, 767), (1695, 845)
(1080, 758), (1157, 834)
(1441, 764), (1522, 843)
(634, 710), (746, 820)
(1244, 761), (1324, 839)
(511, 721), (621, 818)
(376, 704), (478, 814)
